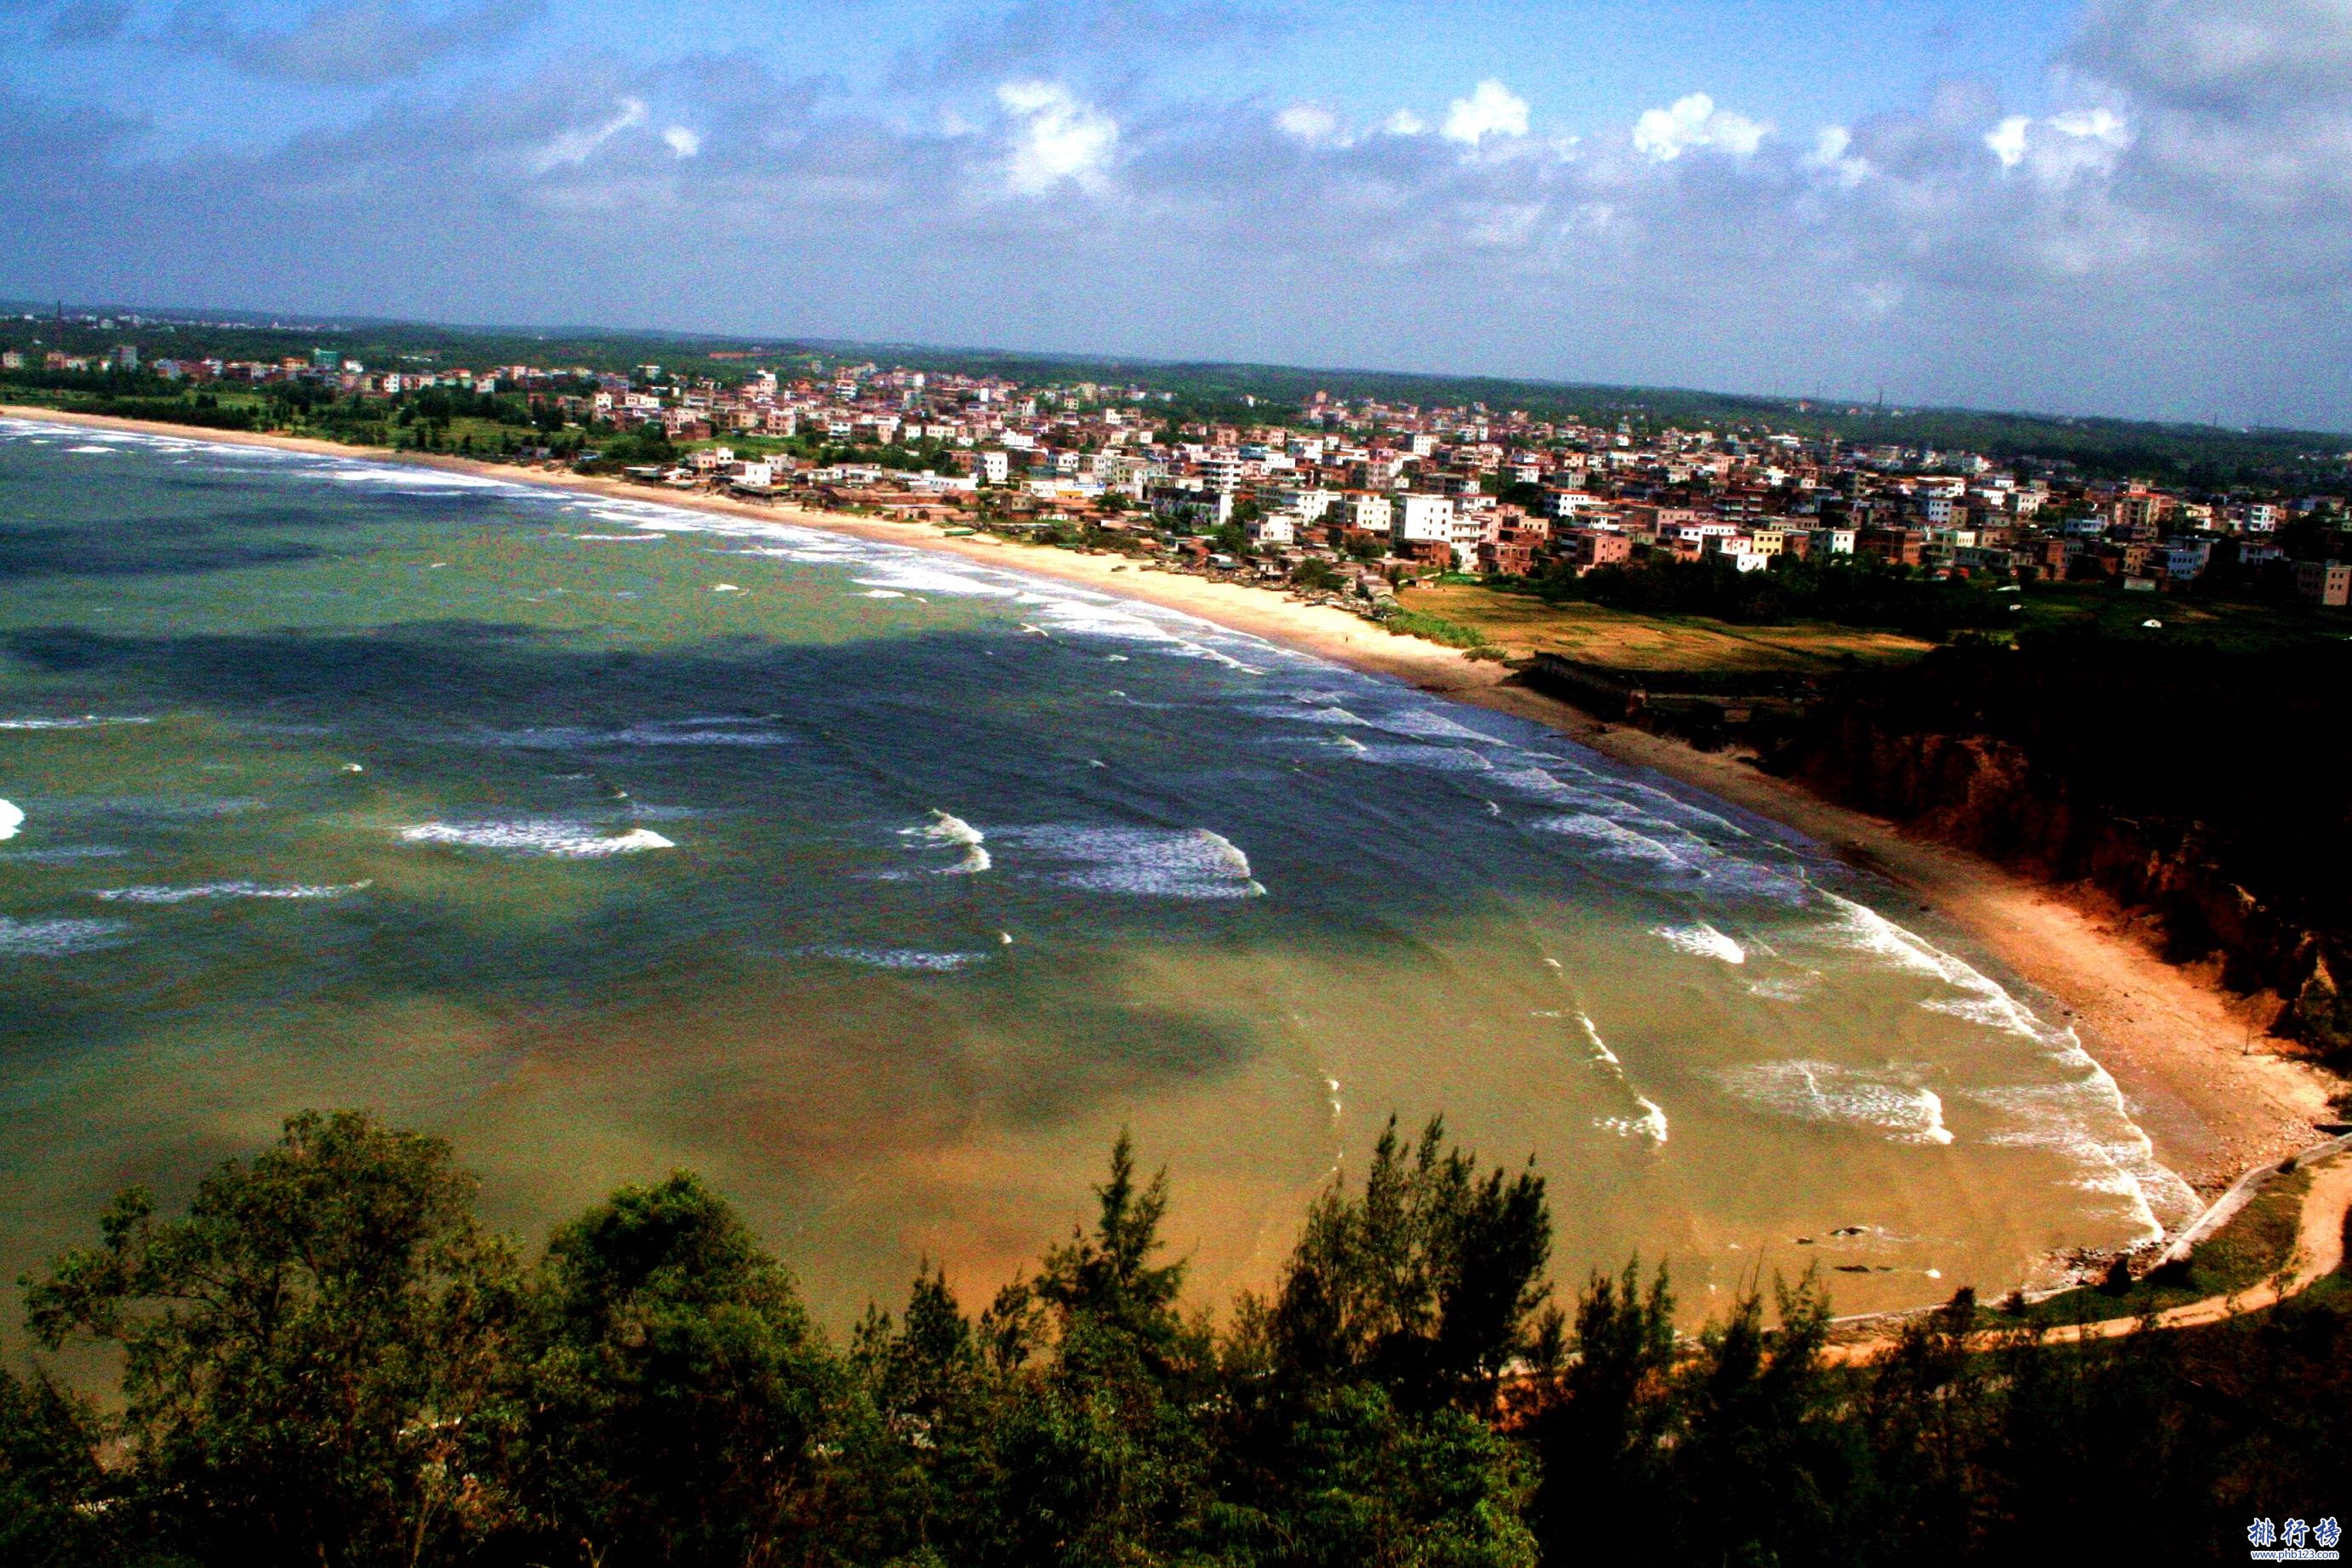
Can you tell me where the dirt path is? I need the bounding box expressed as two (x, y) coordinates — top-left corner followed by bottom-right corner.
(1828, 1149), (2352, 1364)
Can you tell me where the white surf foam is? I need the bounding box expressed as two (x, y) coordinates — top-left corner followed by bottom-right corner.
(485, 717), (789, 750)
(1653, 921), (1746, 964)
(1717, 1059), (1955, 1145)
(0, 915), (131, 956)
(804, 944), (984, 972)
(1002, 824), (1267, 898)
(1350, 742), (1497, 773)
(853, 566), (1016, 598)
(1251, 698), (1373, 727)
(397, 821), (676, 857)
(1597, 1097), (1670, 1144)
(95, 881), (372, 904)
(1965, 1081), (2198, 1233)
(1564, 1010), (1666, 1143)
(0, 715), (155, 731)
(902, 810), (991, 875)
(1367, 706), (1504, 744)
(321, 464), (505, 490)
(0, 800), (20, 842)
(66, 444), (117, 454)
(1805, 889), (2190, 1229)
(1530, 813), (1695, 871)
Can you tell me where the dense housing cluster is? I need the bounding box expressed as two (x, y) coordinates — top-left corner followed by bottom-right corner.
(51, 336), (2349, 607)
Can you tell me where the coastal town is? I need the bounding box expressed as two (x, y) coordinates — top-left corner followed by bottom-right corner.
(9, 331), (2349, 610)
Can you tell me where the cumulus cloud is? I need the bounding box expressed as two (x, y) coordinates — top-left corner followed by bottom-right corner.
(1984, 114), (2030, 167)
(1441, 80), (1528, 145)
(662, 125), (700, 158)
(1276, 103), (1339, 144)
(1382, 109), (1427, 136)
(1984, 106), (2132, 184)
(996, 79), (1116, 193)
(1806, 124), (1871, 186)
(1632, 93), (1770, 161)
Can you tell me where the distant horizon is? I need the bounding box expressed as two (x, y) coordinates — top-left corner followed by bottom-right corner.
(14, 297), (2349, 447)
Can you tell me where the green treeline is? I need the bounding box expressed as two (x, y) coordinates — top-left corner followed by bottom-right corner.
(1536, 554), (2013, 637)
(4, 1111), (2348, 1566)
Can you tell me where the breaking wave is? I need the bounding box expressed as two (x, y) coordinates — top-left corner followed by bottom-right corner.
(95, 881), (373, 904)
(803, 944), (985, 972)
(1718, 1059), (1955, 1145)
(903, 810), (991, 875)
(1570, 1009), (1667, 1144)
(0, 715), (155, 731)
(1653, 921), (1746, 964)
(481, 717), (790, 750)
(397, 820), (676, 857)
(1000, 824), (1267, 899)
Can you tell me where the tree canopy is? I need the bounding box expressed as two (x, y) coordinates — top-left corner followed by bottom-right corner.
(5, 1109), (2345, 1566)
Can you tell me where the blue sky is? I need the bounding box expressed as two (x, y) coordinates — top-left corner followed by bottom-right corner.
(5, 0), (2350, 428)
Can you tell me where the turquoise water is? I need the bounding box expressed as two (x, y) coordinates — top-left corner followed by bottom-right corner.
(0, 419), (2195, 1326)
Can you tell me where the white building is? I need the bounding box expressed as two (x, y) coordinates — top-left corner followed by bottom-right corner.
(1266, 487), (1336, 522)
(1345, 494), (1394, 535)
(1247, 511), (1298, 547)
(1395, 493), (1457, 545)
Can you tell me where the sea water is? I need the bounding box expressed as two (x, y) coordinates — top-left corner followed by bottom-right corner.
(0, 419), (2196, 1327)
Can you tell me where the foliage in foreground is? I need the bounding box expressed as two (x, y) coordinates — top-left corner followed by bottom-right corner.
(3, 1109), (2347, 1567)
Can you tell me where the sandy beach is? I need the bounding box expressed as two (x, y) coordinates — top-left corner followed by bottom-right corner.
(9, 404), (2337, 1200)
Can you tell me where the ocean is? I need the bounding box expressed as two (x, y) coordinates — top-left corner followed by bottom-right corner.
(0, 419), (2196, 1326)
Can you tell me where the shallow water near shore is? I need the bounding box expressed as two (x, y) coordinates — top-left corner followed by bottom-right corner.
(0, 419), (2198, 1328)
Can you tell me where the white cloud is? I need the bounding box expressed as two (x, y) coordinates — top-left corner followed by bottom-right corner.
(996, 79), (1116, 194)
(2049, 106), (2130, 146)
(1985, 108), (2131, 182)
(1984, 114), (2031, 168)
(1632, 93), (1769, 161)
(529, 96), (647, 174)
(1382, 109), (1427, 136)
(662, 124), (700, 158)
(1806, 123), (1871, 186)
(1276, 103), (1340, 144)
(1441, 80), (1528, 145)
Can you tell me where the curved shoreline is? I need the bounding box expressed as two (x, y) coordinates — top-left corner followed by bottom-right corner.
(6, 405), (2337, 1209)
(1825, 1134), (2352, 1357)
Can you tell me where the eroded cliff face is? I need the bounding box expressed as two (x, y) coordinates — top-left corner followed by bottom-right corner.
(1768, 718), (2352, 1058)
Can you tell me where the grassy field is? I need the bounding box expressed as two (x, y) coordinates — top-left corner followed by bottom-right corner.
(1992, 1161), (2325, 1331)
(2009, 579), (2352, 653)
(1396, 580), (1934, 675)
